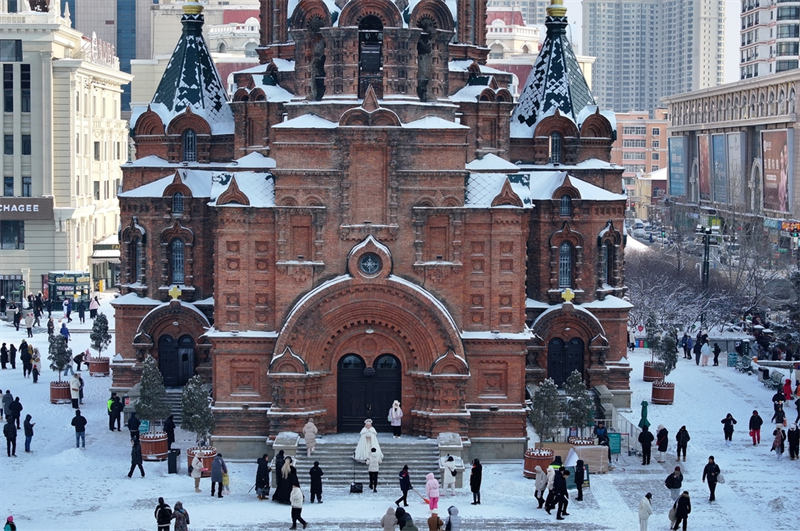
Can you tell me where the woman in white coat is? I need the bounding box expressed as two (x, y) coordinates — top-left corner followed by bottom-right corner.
(355, 419), (383, 461)
(191, 454), (203, 492)
(302, 419), (317, 457)
(638, 492), (653, 531)
(389, 400), (403, 438)
(70, 374), (81, 409)
(534, 465), (548, 508)
(442, 455), (457, 496)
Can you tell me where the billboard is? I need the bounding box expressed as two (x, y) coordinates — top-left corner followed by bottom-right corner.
(727, 132), (746, 205)
(668, 136), (687, 197)
(698, 135), (711, 201)
(761, 130), (794, 213)
(711, 134), (727, 203)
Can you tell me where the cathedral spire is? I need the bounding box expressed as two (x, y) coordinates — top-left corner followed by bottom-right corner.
(510, 0), (595, 138)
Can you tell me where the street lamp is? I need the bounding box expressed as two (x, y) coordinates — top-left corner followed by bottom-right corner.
(701, 228), (711, 290)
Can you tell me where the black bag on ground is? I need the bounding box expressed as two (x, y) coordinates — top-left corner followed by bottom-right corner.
(350, 482), (363, 494)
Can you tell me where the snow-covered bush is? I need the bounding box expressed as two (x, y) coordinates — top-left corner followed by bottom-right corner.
(181, 375), (215, 446)
(134, 355), (171, 429)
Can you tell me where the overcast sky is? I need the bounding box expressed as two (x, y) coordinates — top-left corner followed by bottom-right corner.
(563, 0), (741, 84)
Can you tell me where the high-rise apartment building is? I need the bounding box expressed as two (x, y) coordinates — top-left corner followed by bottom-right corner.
(487, 1), (551, 26)
(740, 0), (799, 79)
(610, 109), (669, 201)
(0, 2), (131, 297)
(583, 0), (725, 115)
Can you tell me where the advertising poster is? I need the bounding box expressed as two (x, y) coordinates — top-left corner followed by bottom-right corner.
(668, 136), (687, 197)
(711, 134), (728, 203)
(727, 132), (746, 205)
(698, 135), (711, 201)
(761, 130), (793, 212)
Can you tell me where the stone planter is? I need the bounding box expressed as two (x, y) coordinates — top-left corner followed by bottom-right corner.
(87, 357), (110, 377)
(651, 381), (675, 405)
(643, 361), (663, 382)
(140, 431), (169, 461)
(567, 437), (596, 446)
(187, 446), (217, 478)
(49, 381), (71, 404)
(523, 448), (554, 479)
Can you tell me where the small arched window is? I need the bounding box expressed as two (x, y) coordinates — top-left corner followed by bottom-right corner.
(172, 192), (184, 214)
(560, 195), (573, 216)
(549, 132), (563, 163)
(558, 242), (572, 288)
(182, 130), (197, 162)
(171, 239), (185, 284)
(601, 242), (614, 286)
(131, 237), (142, 283)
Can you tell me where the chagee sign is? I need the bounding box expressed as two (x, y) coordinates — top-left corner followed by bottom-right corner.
(0, 197), (54, 220)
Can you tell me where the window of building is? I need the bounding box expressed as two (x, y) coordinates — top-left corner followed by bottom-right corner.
(0, 220), (23, 249)
(623, 152), (646, 160)
(559, 195), (573, 216)
(172, 192), (184, 214)
(0, 40), (22, 62)
(22, 176), (30, 197)
(652, 140), (660, 148)
(651, 127), (660, 136)
(130, 238), (142, 283)
(549, 133), (563, 163)
(776, 60), (799, 72)
(3, 177), (12, 196)
(623, 126), (646, 135)
(558, 242), (573, 288)
(170, 239), (185, 284)
(3, 135), (12, 155)
(651, 165), (659, 172)
(3, 65), (12, 113)
(21, 135), (30, 155)
(93, 181), (100, 200)
(623, 139), (647, 148)
(93, 141), (100, 161)
(652, 152), (659, 161)
(20, 64), (29, 112)
(104, 181), (109, 200)
(777, 24), (800, 38)
(75, 177), (80, 196)
(777, 42), (800, 56)
(182, 130), (197, 162)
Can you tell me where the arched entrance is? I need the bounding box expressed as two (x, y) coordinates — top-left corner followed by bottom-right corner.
(547, 337), (584, 387)
(337, 353), (402, 432)
(158, 334), (195, 387)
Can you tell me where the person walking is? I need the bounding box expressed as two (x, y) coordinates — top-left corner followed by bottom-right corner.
(89, 296), (100, 319)
(274, 450), (286, 498)
(110, 396), (123, 431)
(675, 426), (690, 461)
(367, 447), (382, 492)
(638, 493), (653, 531)
(63, 298), (72, 322)
(771, 404), (786, 426)
(0, 344), (7, 370)
(1, 391), (11, 422)
(59, 321), (70, 346)
(46, 317), (54, 337)
(8, 344), (16, 369)
(771, 425), (786, 460)
(24, 312), (33, 338)
(128, 438), (145, 478)
(256, 454), (271, 500)
(638, 425), (654, 465)
(70, 374), (81, 409)
(544, 465), (557, 514)
(3, 417), (17, 457)
(77, 300), (86, 324)
(721, 413), (737, 446)
(574, 459), (585, 501)
(396, 465), (412, 507)
(554, 468), (570, 520)
(389, 400), (403, 438)
(302, 418), (317, 457)
(381, 507), (397, 531)
(31, 351), (40, 383)
(12, 304), (21, 332)
(128, 413), (141, 441)
(154, 497), (171, 531)
(191, 453), (203, 493)
(19, 346), (31, 379)
(0, 296), (5, 316)
(445, 506), (461, 531)
(71, 409), (87, 449)
(442, 455), (457, 496)
(164, 415), (176, 449)
(787, 423), (799, 460)
(309, 460), (323, 503)
(469, 458), (482, 506)
(4, 515), (15, 531)
(712, 343), (721, 366)
(749, 410), (763, 445)
(680, 333), (690, 359)
(289, 484), (308, 530)
(427, 512), (443, 531)
(692, 337), (702, 365)
(171, 501), (190, 531)
(656, 425), (669, 463)
(533, 465), (547, 508)
(22, 414), (34, 453)
(425, 472), (440, 511)
(210, 453), (227, 498)
(671, 491), (691, 531)
(700, 339), (711, 366)
(665, 466), (683, 501)
(9, 397), (22, 429)
(701, 456), (720, 502)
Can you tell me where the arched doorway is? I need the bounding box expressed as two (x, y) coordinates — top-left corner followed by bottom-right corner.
(358, 15), (383, 98)
(337, 353), (402, 432)
(158, 334), (195, 387)
(547, 337), (584, 387)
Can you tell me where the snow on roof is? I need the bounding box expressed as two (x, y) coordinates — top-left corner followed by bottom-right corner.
(448, 60), (507, 75)
(449, 84), (490, 102)
(140, 299), (210, 329)
(204, 328), (279, 338)
(526, 171), (626, 201)
(118, 169), (214, 199)
(122, 155), (170, 168)
(575, 105), (617, 134)
(258, 83), (294, 102)
(525, 298), (551, 309)
(232, 63), (270, 75)
(581, 295), (634, 310)
(517, 158), (622, 171)
(110, 293), (164, 307)
(403, 116), (468, 129)
(466, 154), (520, 172)
(208, 171), (276, 208)
(233, 151), (276, 169)
(271, 58), (296, 72)
(465, 173), (530, 207)
(272, 114), (338, 129)
(532, 301), (604, 332)
(460, 330), (533, 341)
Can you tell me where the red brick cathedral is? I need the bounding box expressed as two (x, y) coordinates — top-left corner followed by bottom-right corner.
(113, 0), (631, 458)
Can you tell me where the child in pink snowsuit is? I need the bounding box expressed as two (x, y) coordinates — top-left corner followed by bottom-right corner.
(425, 472), (440, 510)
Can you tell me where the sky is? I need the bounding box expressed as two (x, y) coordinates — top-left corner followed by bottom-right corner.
(563, 0), (741, 84)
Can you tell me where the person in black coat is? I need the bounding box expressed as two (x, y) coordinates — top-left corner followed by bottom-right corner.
(675, 426), (690, 461)
(274, 450), (286, 496)
(127, 438), (145, 478)
(127, 413), (141, 441)
(8, 343), (16, 369)
(771, 405), (786, 426)
(553, 468), (570, 520)
(77, 300), (86, 324)
(701, 456), (720, 502)
(573, 459), (585, 501)
(469, 459), (482, 505)
(309, 461), (324, 503)
(3, 417), (17, 457)
(154, 497), (172, 531)
(749, 410), (763, 445)
(394, 507), (411, 531)
(0, 343), (7, 369)
(721, 413), (737, 446)
(23, 414), (34, 452)
(656, 425), (669, 463)
(395, 465), (412, 507)
(110, 396), (124, 431)
(256, 454), (271, 500)
(671, 491), (691, 531)
(19, 347), (31, 379)
(163, 415), (176, 449)
(272, 456), (297, 504)
(787, 423), (799, 460)
(638, 425), (654, 465)
(9, 397), (22, 429)
(712, 343), (721, 366)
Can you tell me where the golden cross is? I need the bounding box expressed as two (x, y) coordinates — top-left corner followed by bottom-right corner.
(168, 285), (182, 300)
(561, 288), (575, 303)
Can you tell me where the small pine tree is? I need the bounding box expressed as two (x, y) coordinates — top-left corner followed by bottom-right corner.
(653, 331), (679, 379)
(90, 313), (112, 358)
(135, 355), (171, 430)
(563, 370), (594, 436)
(530, 378), (561, 442)
(47, 334), (72, 382)
(181, 375), (215, 446)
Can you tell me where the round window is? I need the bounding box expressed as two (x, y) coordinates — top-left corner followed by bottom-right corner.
(359, 253), (382, 275)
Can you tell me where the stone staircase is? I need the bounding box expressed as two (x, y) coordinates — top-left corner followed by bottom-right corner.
(164, 388), (184, 424)
(287, 435), (442, 492)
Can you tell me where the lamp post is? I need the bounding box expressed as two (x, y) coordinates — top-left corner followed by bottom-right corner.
(701, 228), (711, 290)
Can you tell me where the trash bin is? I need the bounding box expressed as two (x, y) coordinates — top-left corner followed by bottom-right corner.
(727, 352), (738, 367)
(168, 448), (181, 474)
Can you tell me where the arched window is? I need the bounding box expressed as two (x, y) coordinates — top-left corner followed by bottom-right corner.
(131, 237), (142, 283)
(549, 132), (563, 163)
(559, 242), (572, 288)
(170, 239), (185, 284)
(172, 192), (184, 214)
(600, 242), (614, 285)
(358, 16), (383, 98)
(182, 130), (197, 162)
(560, 194), (573, 216)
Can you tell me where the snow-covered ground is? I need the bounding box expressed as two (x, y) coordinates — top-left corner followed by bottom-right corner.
(0, 292), (797, 530)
